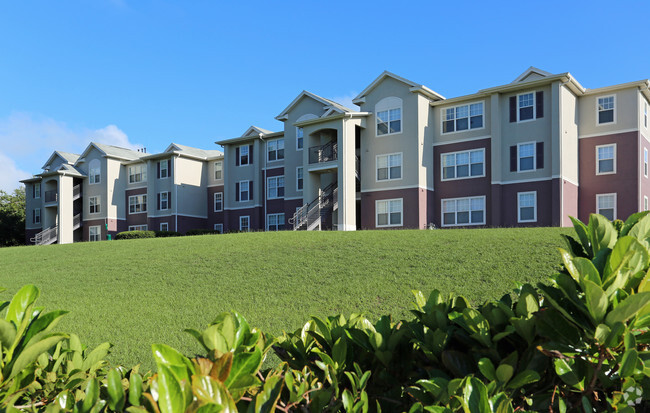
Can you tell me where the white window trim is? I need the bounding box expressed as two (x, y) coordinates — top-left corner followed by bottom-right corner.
(239, 180), (250, 202)
(596, 95), (617, 126)
(214, 192), (223, 212)
(644, 148), (648, 178)
(375, 198), (403, 228)
(129, 225), (148, 231)
(596, 193), (617, 220)
(296, 167), (303, 192)
(89, 196), (100, 215)
(266, 176), (284, 199)
(34, 208), (41, 224)
(160, 160), (169, 179)
(239, 215), (250, 232)
(440, 100), (486, 135)
(440, 148), (486, 181)
(238, 145), (250, 166)
(517, 141), (537, 173)
(267, 138), (285, 162)
(160, 192), (170, 211)
(266, 213), (285, 231)
(160, 222), (169, 231)
(34, 183), (41, 199)
(644, 102), (648, 129)
(595, 143), (616, 176)
(375, 152), (403, 182)
(214, 223), (223, 233)
(128, 195), (147, 214)
(89, 160), (101, 185)
(645, 196), (648, 211)
(296, 127), (304, 151)
(375, 97), (403, 137)
(516, 91), (537, 123)
(214, 161), (223, 180)
(89, 225), (101, 242)
(440, 196), (486, 227)
(128, 164), (147, 184)
(517, 191), (537, 223)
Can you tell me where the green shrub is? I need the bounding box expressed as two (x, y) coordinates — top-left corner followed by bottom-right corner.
(185, 228), (219, 236)
(114, 230), (156, 240)
(154, 230), (181, 237)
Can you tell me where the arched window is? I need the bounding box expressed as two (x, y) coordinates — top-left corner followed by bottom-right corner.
(375, 97), (403, 136)
(295, 113), (317, 150)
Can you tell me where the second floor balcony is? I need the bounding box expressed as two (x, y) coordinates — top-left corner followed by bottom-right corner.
(309, 141), (338, 164)
(44, 190), (57, 203)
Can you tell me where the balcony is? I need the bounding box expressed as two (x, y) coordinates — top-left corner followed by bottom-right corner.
(44, 190), (57, 203)
(309, 141), (338, 164)
(73, 184), (81, 200)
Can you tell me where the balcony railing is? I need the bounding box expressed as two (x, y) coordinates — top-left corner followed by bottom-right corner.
(44, 190), (57, 203)
(73, 213), (82, 230)
(309, 141), (338, 164)
(73, 184), (81, 200)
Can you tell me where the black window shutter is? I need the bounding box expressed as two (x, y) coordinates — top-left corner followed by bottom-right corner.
(249, 180), (253, 200)
(235, 182), (239, 201)
(32, 185), (35, 198)
(509, 96), (517, 122)
(168, 159), (172, 176)
(157, 193), (161, 210)
(536, 91), (544, 118)
(536, 142), (544, 169)
(235, 147), (240, 166)
(157, 162), (161, 179)
(249, 145), (253, 163)
(168, 192), (171, 207)
(510, 146), (517, 172)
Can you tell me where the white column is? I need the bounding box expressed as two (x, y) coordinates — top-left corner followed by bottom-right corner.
(337, 120), (357, 231)
(58, 175), (74, 244)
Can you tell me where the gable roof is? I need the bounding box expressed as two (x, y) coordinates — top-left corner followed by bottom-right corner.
(275, 90), (354, 121)
(41, 151), (80, 170)
(76, 142), (146, 163)
(242, 125), (273, 137)
(512, 66), (553, 83)
(165, 143), (223, 159)
(353, 71), (445, 104)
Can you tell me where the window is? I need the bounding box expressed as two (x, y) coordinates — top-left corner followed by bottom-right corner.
(89, 159), (101, 184)
(33, 208), (41, 224)
(160, 222), (169, 231)
(442, 102), (484, 133)
(238, 145), (250, 166)
(267, 213), (285, 231)
(596, 193), (616, 220)
(89, 225), (101, 242)
(89, 196), (100, 214)
(645, 102), (648, 128)
(598, 96), (615, 124)
(296, 167), (303, 191)
(442, 149), (484, 180)
(214, 192), (223, 212)
(128, 164), (147, 183)
(376, 153), (402, 181)
(518, 142), (536, 172)
(377, 108), (401, 136)
(159, 192), (169, 210)
(645, 148), (648, 178)
(645, 196), (648, 211)
(239, 181), (250, 202)
(376, 199), (403, 227)
(518, 192), (537, 223)
(296, 127), (304, 150)
(34, 183), (41, 199)
(518, 92), (535, 121)
(158, 160), (169, 179)
(214, 223), (223, 234)
(239, 216), (250, 232)
(129, 225), (148, 231)
(129, 195), (147, 214)
(214, 161), (223, 180)
(267, 176), (285, 199)
(596, 144), (616, 174)
(442, 196), (485, 226)
(267, 139), (285, 162)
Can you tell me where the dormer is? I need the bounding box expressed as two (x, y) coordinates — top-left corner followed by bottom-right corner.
(511, 67), (553, 84)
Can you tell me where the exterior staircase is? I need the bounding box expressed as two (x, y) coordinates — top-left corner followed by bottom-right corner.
(31, 226), (58, 245)
(290, 183), (338, 230)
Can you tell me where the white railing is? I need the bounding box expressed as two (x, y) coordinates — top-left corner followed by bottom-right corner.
(31, 226), (58, 245)
(73, 184), (81, 200)
(73, 213), (81, 229)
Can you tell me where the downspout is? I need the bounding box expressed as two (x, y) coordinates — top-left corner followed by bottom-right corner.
(558, 77), (571, 227)
(174, 155), (178, 232)
(259, 133), (266, 231)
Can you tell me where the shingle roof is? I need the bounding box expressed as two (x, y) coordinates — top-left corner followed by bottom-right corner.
(92, 142), (146, 160)
(56, 151), (80, 164)
(168, 143), (223, 159)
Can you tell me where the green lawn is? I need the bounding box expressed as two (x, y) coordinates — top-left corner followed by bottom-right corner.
(0, 227), (572, 370)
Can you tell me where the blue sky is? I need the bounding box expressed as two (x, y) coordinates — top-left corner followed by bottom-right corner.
(1, 0), (650, 191)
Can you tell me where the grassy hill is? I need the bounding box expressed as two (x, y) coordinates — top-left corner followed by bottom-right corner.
(0, 227), (572, 370)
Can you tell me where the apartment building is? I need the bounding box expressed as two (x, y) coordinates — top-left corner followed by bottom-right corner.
(22, 67), (650, 243)
(23, 142), (223, 244)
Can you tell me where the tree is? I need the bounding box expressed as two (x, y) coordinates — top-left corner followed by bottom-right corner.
(0, 187), (26, 246)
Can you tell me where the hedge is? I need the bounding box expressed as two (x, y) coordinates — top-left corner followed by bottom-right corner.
(114, 230), (156, 240)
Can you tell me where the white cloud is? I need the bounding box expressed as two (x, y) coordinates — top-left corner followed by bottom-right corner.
(329, 93), (360, 111)
(0, 112), (141, 191)
(0, 152), (31, 192)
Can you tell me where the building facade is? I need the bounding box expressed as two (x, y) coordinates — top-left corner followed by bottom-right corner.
(22, 67), (650, 243)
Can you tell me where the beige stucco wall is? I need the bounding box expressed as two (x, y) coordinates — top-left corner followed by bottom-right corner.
(82, 147), (108, 220)
(560, 84), (579, 184)
(433, 97), (492, 145)
(638, 92), (649, 141)
(175, 156), (208, 217)
(578, 87), (639, 137)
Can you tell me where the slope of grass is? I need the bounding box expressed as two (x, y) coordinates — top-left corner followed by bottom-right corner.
(0, 227), (571, 370)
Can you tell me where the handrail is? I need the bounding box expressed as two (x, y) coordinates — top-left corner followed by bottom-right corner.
(309, 141), (338, 164)
(73, 213), (81, 229)
(73, 184), (81, 199)
(31, 225), (58, 245)
(289, 182), (336, 229)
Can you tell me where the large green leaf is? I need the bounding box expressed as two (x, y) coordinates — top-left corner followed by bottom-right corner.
(202, 325), (229, 354)
(254, 374), (284, 413)
(588, 214), (617, 256)
(6, 333), (67, 380)
(461, 377), (490, 413)
(606, 236), (649, 279)
(107, 368), (126, 411)
(620, 211), (649, 236)
(223, 348), (262, 390)
(82, 342), (112, 372)
(570, 216), (592, 257)
(628, 211), (650, 241)
(553, 359), (584, 390)
(506, 370), (540, 389)
(572, 258), (602, 286)
(5, 285), (40, 326)
(0, 319), (16, 349)
(157, 364), (185, 413)
(619, 349), (638, 377)
(496, 364), (513, 384)
(129, 372), (143, 407)
(191, 375), (237, 412)
(21, 310), (68, 347)
(605, 292), (650, 326)
(477, 358), (496, 381)
(152, 343), (194, 383)
(81, 378), (100, 413)
(583, 280), (608, 324)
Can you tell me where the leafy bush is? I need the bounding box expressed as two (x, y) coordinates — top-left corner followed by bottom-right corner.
(114, 230), (156, 240)
(185, 229), (219, 236)
(1, 213), (649, 411)
(154, 230), (182, 238)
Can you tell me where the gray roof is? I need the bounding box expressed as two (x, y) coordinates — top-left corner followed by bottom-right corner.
(92, 142), (146, 161)
(56, 151), (80, 164)
(169, 143), (223, 159)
